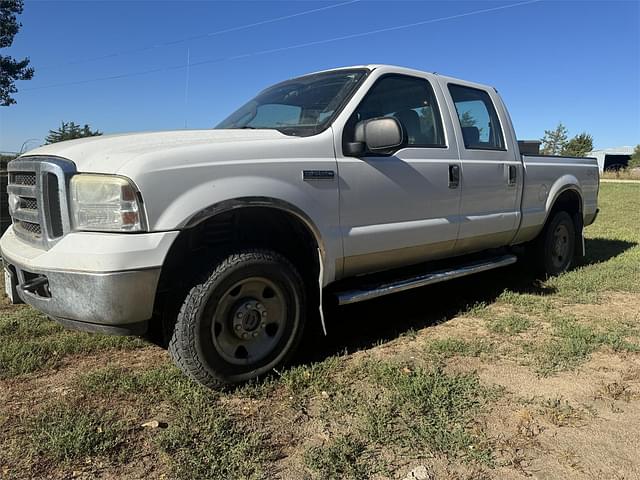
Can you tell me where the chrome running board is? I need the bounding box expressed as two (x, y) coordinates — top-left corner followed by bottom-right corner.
(336, 254), (518, 305)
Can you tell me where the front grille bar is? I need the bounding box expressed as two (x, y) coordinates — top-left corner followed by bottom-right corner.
(7, 156), (76, 249)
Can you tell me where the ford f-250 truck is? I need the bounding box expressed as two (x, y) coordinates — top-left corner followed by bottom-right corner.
(1, 65), (599, 388)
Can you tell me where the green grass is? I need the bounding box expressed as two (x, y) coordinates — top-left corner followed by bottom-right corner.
(0, 307), (145, 378)
(27, 403), (128, 462)
(487, 314), (534, 335)
(76, 363), (187, 400)
(75, 364), (271, 479)
(304, 435), (372, 480)
(546, 184), (640, 303)
(279, 356), (342, 407)
(426, 337), (493, 358)
(356, 361), (495, 464)
(156, 386), (269, 480)
(535, 315), (640, 375)
(496, 291), (554, 315)
(459, 301), (490, 318)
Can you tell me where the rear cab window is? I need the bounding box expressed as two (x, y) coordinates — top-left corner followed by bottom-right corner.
(448, 84), (505, 151)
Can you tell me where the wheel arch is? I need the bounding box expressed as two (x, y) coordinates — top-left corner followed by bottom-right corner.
(179, 196), (325, 257)
(546, 185), (583, 219)
(541, 183), (585, 259)
(148, 197), (324, 345)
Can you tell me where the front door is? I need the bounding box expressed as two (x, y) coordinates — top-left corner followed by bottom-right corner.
(336, 73), (462, 277)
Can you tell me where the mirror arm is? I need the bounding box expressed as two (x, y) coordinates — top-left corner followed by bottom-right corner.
(344, 141), (365, 156)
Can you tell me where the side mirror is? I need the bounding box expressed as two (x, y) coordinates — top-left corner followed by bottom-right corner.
(344, 117), (404, 156)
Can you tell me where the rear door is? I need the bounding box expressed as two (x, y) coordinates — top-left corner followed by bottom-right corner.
(440, 81), (522, 253)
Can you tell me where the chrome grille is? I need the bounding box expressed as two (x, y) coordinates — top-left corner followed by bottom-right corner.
(20, 198), (38, 210)
(7, 157), (75, 249)
(9, 172), (36, 186)
(15, 220), (42, 237)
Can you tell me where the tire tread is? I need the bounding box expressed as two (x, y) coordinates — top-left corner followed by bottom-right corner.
(168, 250), (303, 389)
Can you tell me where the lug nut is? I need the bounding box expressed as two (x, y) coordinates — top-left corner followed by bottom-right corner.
(261, 322), (266, 328)
(252, 332), (258, 337)
(243, 333), (249, 339)
(235, 324), (242, 331)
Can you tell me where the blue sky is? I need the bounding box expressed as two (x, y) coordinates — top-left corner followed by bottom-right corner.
(1, 0), (638, 152)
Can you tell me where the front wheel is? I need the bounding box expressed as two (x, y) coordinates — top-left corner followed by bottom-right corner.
(168, 250), (306, 388)
(534, 210), (577, 277)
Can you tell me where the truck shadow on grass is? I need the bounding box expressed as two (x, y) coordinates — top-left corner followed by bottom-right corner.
(581, 237), (636, 266)
(300, 237), (636, 364)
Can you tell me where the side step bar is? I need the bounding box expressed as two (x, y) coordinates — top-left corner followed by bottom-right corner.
(336, 254), (518, 306)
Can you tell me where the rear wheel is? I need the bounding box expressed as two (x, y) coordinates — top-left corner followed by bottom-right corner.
(168, 249), (305, 388)
(534, 210), (576, 277)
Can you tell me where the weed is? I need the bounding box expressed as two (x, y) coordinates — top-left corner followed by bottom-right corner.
(27, 404), (128, 461)
(304, 435), (372, 480)
(0, 310), (145, 378)
(461, 301), (490, 318)
(426, 337), (492, 358)
(157, 386), (269, 480)
(488, 314), (533, 335)
(358, 361), (494, 464)
(497, 291), (553, 314)
(279, 356), (342, 406)
(539, 397), (589, 426)
(536, 316), (640, 375)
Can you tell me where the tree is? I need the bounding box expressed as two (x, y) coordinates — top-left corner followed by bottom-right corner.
(458, 110), (483, 136)
(1, 0), (34, 106)
(540, 122), (568, 156)
(630, 144), (640, 169)
(45, 122), (102, 144)
(561, 132), (594, 158)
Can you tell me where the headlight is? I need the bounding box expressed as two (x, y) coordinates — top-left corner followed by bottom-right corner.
(70, 174), (146, 232)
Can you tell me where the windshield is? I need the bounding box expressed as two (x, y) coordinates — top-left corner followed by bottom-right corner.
(215, 69), (367, 136)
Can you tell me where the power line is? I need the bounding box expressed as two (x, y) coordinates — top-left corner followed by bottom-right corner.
(37, 0), (362, 70)
(23, 0), (542, 92)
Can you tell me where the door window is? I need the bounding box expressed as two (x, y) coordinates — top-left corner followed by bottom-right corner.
(448, 84), (505, 150)
(348, 75), (446, 147)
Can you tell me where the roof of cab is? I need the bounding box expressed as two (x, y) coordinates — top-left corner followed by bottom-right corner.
(306, 64), (497, 93)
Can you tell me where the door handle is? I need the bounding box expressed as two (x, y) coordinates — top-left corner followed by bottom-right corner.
(508, 164), (517, 186)
(448, 164), (460, 189)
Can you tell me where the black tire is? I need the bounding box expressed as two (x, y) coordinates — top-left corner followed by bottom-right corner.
(534, 210), (576, 277)
(168, 249), (306, 388)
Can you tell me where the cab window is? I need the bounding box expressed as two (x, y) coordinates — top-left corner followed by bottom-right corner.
(448, 84), (505, 150)
(347, 75), (446, 147)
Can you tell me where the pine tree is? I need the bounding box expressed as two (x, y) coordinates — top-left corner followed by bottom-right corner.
(540, 122), (568, 156)
(458, 111), (483, 135)
(1, 0), (34, 106)
(45, 121), (102, 144)
(562, 132), (594, 157)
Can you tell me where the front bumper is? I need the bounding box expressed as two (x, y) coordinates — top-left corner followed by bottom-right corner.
(1, 227), (179, 334)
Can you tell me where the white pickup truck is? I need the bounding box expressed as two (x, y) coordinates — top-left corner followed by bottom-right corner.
(1, 65), (599, 387)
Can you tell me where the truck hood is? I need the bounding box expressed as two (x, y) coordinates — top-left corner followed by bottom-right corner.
(21, 129), (293, 173)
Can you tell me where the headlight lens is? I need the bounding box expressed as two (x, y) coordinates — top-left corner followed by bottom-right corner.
(70, 174), (145, 232)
